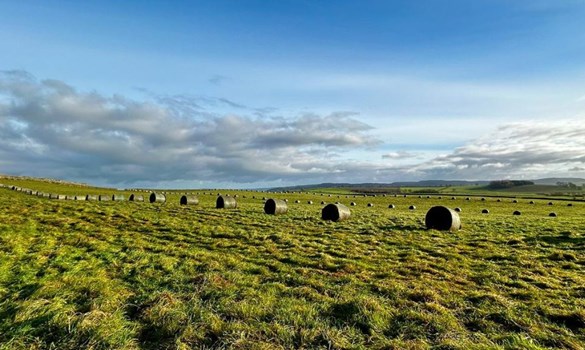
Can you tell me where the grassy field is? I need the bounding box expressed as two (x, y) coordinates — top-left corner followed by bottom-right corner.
(0, 179), (584, 349)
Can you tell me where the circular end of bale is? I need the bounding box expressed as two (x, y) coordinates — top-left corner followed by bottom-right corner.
(216, 195), (237, 209)
(149, 193), (166, 203)
(350, 202), (356, 206)
(307, 200), (313, 204)
(512, 200), (518, 203)
(529, 201), (535, 204)
(481, 198), (486, 201)
(388, 204), (395, 209)
(549, 212), (557, 217)
(482, 209), (489, 214)
(264, 198), (287, 215)
(497, 199), (501, 202)
(454, 207), (461, 212)
(466, 197), (470, 201)
(451, 197), (456, 200)
(567, 203), (573, 207)
(548, 202), (553, 206)
(513, 210), (521, 215)
(367, 203), (374, 207)
(409, 205), (416, 210)
(425, 206), (461, 231)
(180, 195), (199, 205)
(321, 203), (351, 222)
(321, 201), (326, 205)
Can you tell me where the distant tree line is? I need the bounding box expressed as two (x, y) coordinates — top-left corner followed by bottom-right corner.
(487, 180), (534, 189)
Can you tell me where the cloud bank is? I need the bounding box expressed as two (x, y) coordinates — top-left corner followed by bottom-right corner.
(1, 71), (583, 187)
(0, 71), (378, 186)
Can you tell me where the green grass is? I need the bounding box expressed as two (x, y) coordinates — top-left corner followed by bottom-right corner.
(0, 179), (584, 349)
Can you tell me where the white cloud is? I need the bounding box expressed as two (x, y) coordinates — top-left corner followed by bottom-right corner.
(1, 71), (584, 187)
(0, 71), (379, 186)
(411, 120), (585, 179)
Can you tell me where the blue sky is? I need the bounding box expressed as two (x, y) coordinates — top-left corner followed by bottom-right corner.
(1, 1), (584, 188)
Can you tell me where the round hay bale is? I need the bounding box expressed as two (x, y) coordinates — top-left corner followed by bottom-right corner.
(513, 210), (521, 216)
(43, 193), (50, 198)
(548, 202), (553, 206)
(567, 203), (573, 207)
(497, 199), (501, 202)
(350, 202), (357, 206)
(321, 201), (326, 205)
(388, 204), (395, 209)
(466, 197), (470, 201)
(57, 195), (66, 200)
(367, 203), (374, 207)
(409, 205), (416, 210)
(425, 206), (461, 231)
(529, 200), (535, 204)
(307, 200), (313, 204)
(335, 201), (341, 204)
(549, 212), (557, 217)
(481, 198), (486, 201)
(284, 199), (288, 202)
(86, 195), (97, 201)
(180, 195), (199, 205)
(216, 195), (237, 209)
(74, 195), (86, 201)
(482, 209), (489, 214)
(321, 203), (351, 222)
(438, 196), (442, 199)
(403, 195), (408, 198)
(451, 197), (456, 200)
(295, 200), (300, 204)
(112, 194), (125, 201)
(418, 195), (422, 198)
(454, 207), (461, 212)
(99, 195), (110, 201)
(328, 194), (332, 197)
(264, 198), (287, 215)
(149, 193), (166, 203)
(512, 199), (518, 203)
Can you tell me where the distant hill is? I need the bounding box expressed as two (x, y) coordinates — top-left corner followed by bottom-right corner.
(532, 178), (585, 186)
(269, 180), (490, 192)
(270, 178), (585, 192)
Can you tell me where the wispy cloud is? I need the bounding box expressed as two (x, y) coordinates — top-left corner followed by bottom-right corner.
(381, 151), (420, 160)
(208, 75), (229, 85)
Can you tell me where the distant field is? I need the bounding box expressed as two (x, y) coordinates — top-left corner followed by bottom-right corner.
(0, 179), (583, 349)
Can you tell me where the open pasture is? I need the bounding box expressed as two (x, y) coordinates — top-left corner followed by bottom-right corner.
(0, 180), (584, 349)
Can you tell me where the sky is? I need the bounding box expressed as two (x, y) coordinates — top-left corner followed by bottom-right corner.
(0, 0), (584, 188)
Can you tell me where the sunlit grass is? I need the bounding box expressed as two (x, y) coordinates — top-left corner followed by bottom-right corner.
(0, 179), (583, 349)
